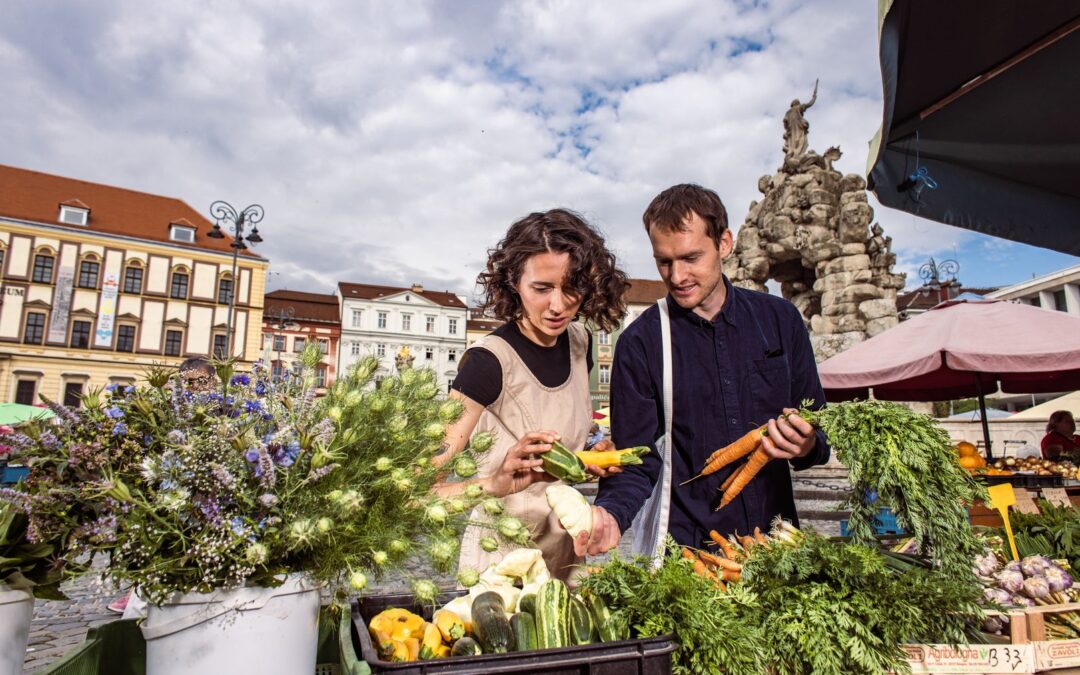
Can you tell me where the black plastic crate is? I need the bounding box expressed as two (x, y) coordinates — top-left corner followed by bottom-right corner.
(353, 591), (676, 674)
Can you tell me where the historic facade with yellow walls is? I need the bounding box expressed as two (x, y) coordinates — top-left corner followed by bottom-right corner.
(0, 164), (268, 405)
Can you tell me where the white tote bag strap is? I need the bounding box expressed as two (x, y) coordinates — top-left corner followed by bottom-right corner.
(629, 298), (674, 563)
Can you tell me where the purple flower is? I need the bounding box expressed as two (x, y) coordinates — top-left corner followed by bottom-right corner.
(259, 493), (278, 507)
(244, 449), (260, 463)
(112, 422), (127, 436)
(244, 400), (262, 414)
(124, 386), (136, 395)
(254, 381), (268, 396)
(231, 374), (251, 386)
(105, 406), (125, 419)
(105, 384), (119, 393)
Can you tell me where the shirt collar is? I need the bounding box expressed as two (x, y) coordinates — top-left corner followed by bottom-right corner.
(665, 275), (740, 328)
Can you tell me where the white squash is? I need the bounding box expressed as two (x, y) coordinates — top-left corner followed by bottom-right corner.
(545, 484), (592, 539)
(494, 548), (543, 579)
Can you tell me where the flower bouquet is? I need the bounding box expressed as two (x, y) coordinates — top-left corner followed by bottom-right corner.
(1, 345), (511, 673)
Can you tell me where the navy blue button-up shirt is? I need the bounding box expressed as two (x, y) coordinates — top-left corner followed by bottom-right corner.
(595, 277), (830, 548)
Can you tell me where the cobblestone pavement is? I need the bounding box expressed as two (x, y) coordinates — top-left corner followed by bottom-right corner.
(21, 478), (843, 672)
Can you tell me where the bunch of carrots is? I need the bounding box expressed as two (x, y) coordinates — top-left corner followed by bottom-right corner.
(681, 519), (804, 588)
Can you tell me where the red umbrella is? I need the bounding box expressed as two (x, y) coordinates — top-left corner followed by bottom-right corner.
(818, 299), (1080, 456)
(592, 411), (607, 420)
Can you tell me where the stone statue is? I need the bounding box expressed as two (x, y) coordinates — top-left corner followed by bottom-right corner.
(394, 345), (415, 372)
(783, 79), (818, 160)
(822, 146), (841, 172)
(867, 223), (894, 271)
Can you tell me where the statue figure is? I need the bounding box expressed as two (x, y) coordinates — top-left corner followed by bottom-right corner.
(394, 345), (415, 372)
(822, 146), (841, 172)
(783, 79), (818, 160)
(867, 223), (894, 270)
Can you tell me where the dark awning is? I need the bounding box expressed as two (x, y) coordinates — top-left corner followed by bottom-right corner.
(867, 0), (1080, 255)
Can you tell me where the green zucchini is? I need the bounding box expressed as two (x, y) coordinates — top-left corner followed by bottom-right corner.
(584, 591), (629, 642)
(541, 441), (588, 484)
(535, 579), (571, 649)
(518, 593), (536, 615)
(510, 611), (538, 651)
(472, 591), (515, 653)
(450, 636), (482, 656)
(568, 595), (594, 645)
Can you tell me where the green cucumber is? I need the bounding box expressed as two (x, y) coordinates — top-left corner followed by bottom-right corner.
(568, 595), (594, 645)
(518, 593), (536, 615)
(584, 591), (629, 642)
(510, 611), (538, 651)
(472, 591), (515, 653)
(450, 636), (482, 656)
(535, 579), (571, 649)
(541, 441), (588, 484)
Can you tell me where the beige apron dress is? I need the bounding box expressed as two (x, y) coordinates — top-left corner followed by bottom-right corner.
(457, 322), (592, 583)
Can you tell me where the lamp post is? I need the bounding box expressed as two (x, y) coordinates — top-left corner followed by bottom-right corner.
(265, 305), (296, 381)
(206, 201), (264, 360)
(918, 257), (960, 304)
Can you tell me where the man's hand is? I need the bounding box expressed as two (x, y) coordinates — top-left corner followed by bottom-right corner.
(760, 408), (817, 460)
(582, 439), (623, 478)
(574, 505), (621, 557)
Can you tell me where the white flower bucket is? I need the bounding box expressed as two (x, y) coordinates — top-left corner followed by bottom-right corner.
(140, 576), (320, 675)
(0, 585), (34, 675)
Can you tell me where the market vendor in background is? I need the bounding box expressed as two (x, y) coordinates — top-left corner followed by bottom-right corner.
(586, 184), (831, 557)
(1041, 410), (1080, 460)
(432, 208), (628, 582)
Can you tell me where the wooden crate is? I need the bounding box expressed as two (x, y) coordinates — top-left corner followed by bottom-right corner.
(902, 611), (1034, 674)
(1025, 603), (1080, 671)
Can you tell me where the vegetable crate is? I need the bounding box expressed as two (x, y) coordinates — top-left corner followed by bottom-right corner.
(840, 507), (905, 537)
(901, 610), (1034, 674)
(353, 591), (677, 674)
(1024, 602), (1080, 671)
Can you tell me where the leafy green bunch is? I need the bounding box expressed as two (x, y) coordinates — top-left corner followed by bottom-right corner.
(0, 501), (76, 598)
(1009, 500), (1080, 571)
(806, 400), (986, 577)
(742, 531), (984, 675)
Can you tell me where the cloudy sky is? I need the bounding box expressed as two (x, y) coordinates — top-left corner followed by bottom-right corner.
(2, 0), (1076, 301)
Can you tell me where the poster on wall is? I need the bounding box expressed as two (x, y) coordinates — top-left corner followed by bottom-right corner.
(47, 266), (75, 343)
(94, 272), (120, 348)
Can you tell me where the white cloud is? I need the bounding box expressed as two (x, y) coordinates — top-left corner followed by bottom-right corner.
(0, 0), (1065, 300)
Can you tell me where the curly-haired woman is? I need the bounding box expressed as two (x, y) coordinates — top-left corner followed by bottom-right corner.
(434, 208), (628, 582)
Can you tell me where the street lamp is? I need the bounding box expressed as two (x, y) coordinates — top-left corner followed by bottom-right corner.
(265, 305), (296, 381)
(206, 201), (264, 360)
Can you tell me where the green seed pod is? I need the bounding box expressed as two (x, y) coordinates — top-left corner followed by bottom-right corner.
(316, 517), (333, 533)
(497, 516), (525, 540)
(380, 377), (396, 392)
(389, 539), (409, 554)
(457, 568), (480, 588)
(327, 489), (344, 502)
(372, 550), (389, 566)
(349, 571), (368, 591)
(470, 432), (495, 452)
(375, 456), (393, 472)
(426, 504), (448, 524)
(345, 390), (363, 407)
(482, 498), (504, 516)
(245, 542), (269, 566)
(387, 414), (408, 433)
(447, 498), (466, 513)
(416, 383), (439, 400)
(413, 579), (439, 604)
(328, 406), (343, 421)
(369, 394), (388, 412)
(400, 369), (418, 386)
(393, 400), (405, 413)
(395, 478), (413, 492)
(464, 484), (484, 500)
(454, 455), (478, 478)
(480, 536), (500, 553)
(429, 540), (456, 566)
(423, 422), (445, 440)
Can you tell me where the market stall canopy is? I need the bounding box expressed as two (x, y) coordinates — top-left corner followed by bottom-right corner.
(943, 408), (1013, 422)
(594, 406), (611, 428)
(1007, 390), (1080, 421)
(868, 1), (1080, 254)
(0, 403), (54, 427)
(818, 299), (1080, 401)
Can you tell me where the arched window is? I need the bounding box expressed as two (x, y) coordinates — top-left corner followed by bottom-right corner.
(77, 254), (101, 289)
(123, 260), (144, 294)
(169, 266), (190, 300)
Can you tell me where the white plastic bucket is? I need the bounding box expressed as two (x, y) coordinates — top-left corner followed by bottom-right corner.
(0, 585), (34, 675)
(140, 575), (320, 675)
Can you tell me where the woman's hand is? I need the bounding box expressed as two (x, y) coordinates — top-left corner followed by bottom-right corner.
(582, 439), (623, 478)
(484, 431), (558, 497)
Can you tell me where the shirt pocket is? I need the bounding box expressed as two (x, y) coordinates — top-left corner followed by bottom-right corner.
(749, 357), (792, 420)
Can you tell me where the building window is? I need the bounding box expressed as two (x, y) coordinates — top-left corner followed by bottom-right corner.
(70, 320), (92, 348)
(213, 333), (229, 359)
(351, 342), (361, 356)
(1029, 296), (1042, 308)
(78, 260), (100, 288)
(425, 348), (433, 361)
(59, 205), (89, 226)
(448, 349), (457, 363)
(426, 316), (436, 333)
(116, 325), (136, 352)
(169, 270), (189, 299)
(598, 331), (610, 346)
(1054, 289), (1068, 312)
(293, 337), (306, 353)
(164, 330), (183, 356)
(217, 277), (233, 305)
(377, 343), (386, 358)
(169, 225), (196, 243)
(448, 318), (458, 335)
(123, 265), (143, 294)
(377, 312), (387, 329)
(15, 380), (37, 405)
(315, 367), (326, 388)
(63, 382), (83, 407)
(23, 312), (46, 344)
(32, 254), (54, 283)
(0, 249), (5, 274)
(271, 363), (284, 381)
(317, 338), (329, 354)
(273, 335), (285, 351)
(402, 314), (412, 331)
(599, 364), (611, 385)
(351, 309), (362, 328)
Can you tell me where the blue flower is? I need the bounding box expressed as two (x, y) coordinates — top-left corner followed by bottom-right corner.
(105, 406), (125, 419)
(124, 386), (136, 395)
(112, 422), (127, 436)
(244, 449), (260, 463)
(273, 440), (301, 468)
(230, 517), (247, 537)
(231, 374), (251, 387)
(254, 381), (267, 396)
(159, 478), (178, 491)
(105, 384), (119, 393)
(244, 400), (262, 414)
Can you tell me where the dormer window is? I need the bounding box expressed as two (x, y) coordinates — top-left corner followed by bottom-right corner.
(170, 224), (196, 243)
(59, 205), (89, 226)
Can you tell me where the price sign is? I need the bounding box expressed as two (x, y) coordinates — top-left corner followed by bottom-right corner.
(987, 646), (1027, 672)
(1014, 489), (1041, 515)
(1042, 488), (1072, 509)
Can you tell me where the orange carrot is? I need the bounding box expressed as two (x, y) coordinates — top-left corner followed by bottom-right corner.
(698, 550), (742, 572)
(692, 425), (767, 480)
(719, 466), (742, 493)
(718, 448), (773, 510)
(753, 527), (770, 547)
(715, 579), (727, 592)
(720, 568), (742, 582)
(710, 531), (741, 561)
(738, 535), (756, 552)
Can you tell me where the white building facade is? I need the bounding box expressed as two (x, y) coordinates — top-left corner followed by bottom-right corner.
(337, 282), (468, 390)
(986, 264), (1080, 318)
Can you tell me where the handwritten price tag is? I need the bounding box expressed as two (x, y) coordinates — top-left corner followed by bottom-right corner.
(987, 646), (1027, 672)
(1014, 489), (1041, 515)
(1042, 488), (1072, 508)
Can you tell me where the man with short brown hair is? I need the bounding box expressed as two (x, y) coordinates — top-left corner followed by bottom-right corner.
(583, 183), (831, 556)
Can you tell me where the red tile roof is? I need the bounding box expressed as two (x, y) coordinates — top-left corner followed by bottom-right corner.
(625, 278), (668, 305)
(338, 281), (465, 309)
(468, 318), (503, 332)
(0, 164), (263, 259)
(265, 289), (340, 324)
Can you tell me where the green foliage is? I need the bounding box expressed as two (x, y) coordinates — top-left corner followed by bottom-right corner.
(807, 400), (986, 577)
(1010, 500), (1080, 571)
(0, 501), (76, 599)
